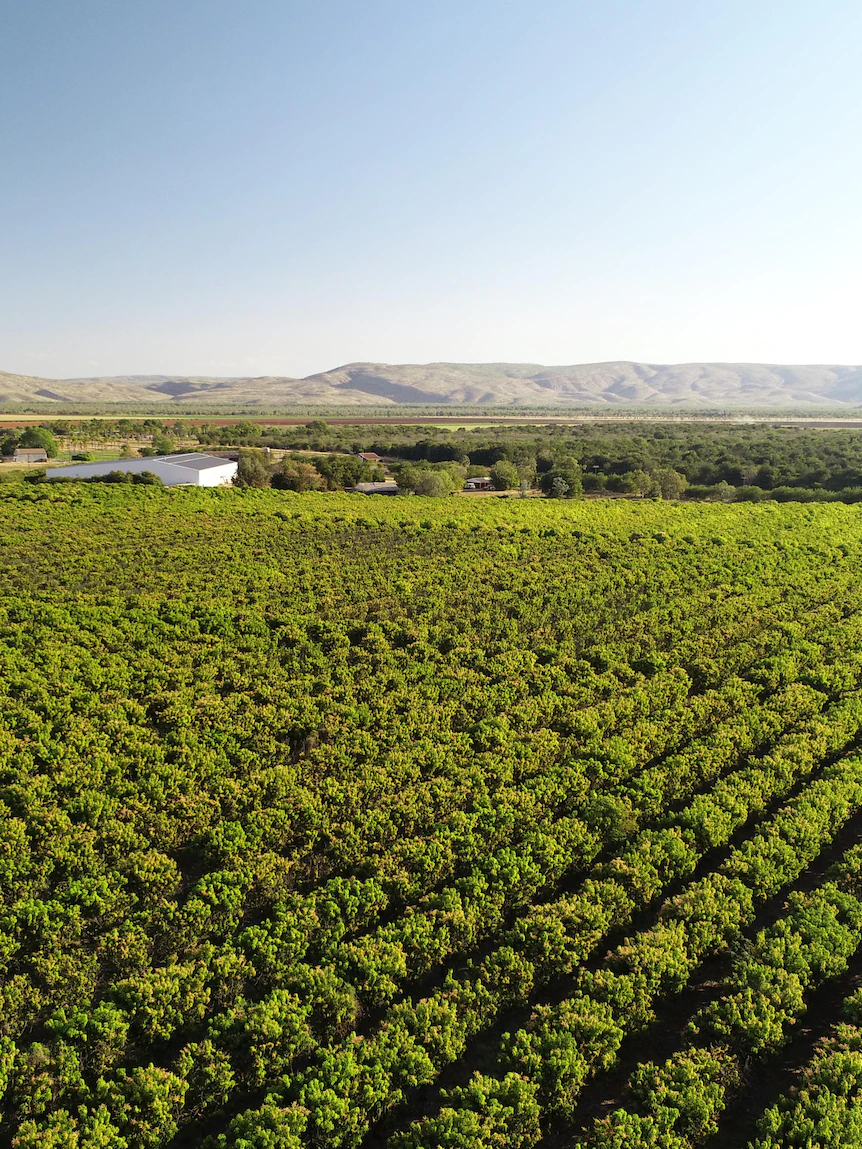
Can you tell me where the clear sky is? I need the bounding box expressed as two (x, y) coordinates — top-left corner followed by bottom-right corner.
(3, 0), (862, 378)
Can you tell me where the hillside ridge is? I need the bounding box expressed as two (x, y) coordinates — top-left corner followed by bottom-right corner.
(4, 360), (862, 406)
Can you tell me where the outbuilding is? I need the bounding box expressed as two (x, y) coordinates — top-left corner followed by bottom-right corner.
(353, 481), (400, 495)
(45, 453), (238, 487)
(12, 448), (49, 463)
(464, 476), (494, 491)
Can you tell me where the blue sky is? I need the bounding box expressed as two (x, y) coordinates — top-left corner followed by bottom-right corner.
(3, 0), (862, 377)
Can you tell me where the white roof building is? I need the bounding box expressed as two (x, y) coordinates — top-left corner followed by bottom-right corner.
(45, 453), (238, 487)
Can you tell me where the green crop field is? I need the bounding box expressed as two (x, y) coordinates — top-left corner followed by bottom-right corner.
(4, 485), (862, 1147)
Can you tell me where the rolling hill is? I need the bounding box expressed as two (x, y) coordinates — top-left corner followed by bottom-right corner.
(4, 361), (862, 407)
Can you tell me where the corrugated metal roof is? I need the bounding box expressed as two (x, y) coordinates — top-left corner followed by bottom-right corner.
(157, 453), (234, 471)
(46, 453), (231, 476)
(44, 454), (237, 483)
(354, 482), (400, 494)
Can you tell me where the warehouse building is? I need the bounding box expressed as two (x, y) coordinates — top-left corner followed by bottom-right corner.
(45, 453), (238, 487)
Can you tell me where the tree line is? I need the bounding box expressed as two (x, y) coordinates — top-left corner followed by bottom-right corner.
(12, 416), (862, 500)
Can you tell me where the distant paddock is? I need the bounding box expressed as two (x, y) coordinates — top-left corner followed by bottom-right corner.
(5, 414), (862, 429)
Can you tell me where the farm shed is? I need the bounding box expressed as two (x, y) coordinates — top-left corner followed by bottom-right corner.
(12, 448), (49, 463)
(45, 453), (238, 487)
(353, 481), (400, 495)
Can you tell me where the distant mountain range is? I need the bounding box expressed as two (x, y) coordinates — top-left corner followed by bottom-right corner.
(5, 361), (862, 407)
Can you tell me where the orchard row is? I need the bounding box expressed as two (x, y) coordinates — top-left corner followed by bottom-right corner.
(2, 486), (862, 1146)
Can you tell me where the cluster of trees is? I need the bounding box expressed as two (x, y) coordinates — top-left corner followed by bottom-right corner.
(580, 843), (862, 1148)
(46, 469), (167, 486)
(751, 982), (862, 1147)
(234, 450), (687, 501)
(0, 425), (59, 457)
(12, 415), (862, 502)
(363, 694), (862, 1148)
(4, 487), (862, 1144)
(192, 418), (862, 499)
(18, 416), (191, 443)
(234, 449), (384, 490)
(393, 462), (467, 496)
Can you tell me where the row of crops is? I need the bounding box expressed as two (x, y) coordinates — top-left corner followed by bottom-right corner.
(3, 484), (862, 1146)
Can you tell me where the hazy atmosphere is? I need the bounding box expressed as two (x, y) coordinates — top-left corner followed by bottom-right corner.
(4, 0), (862, 378)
